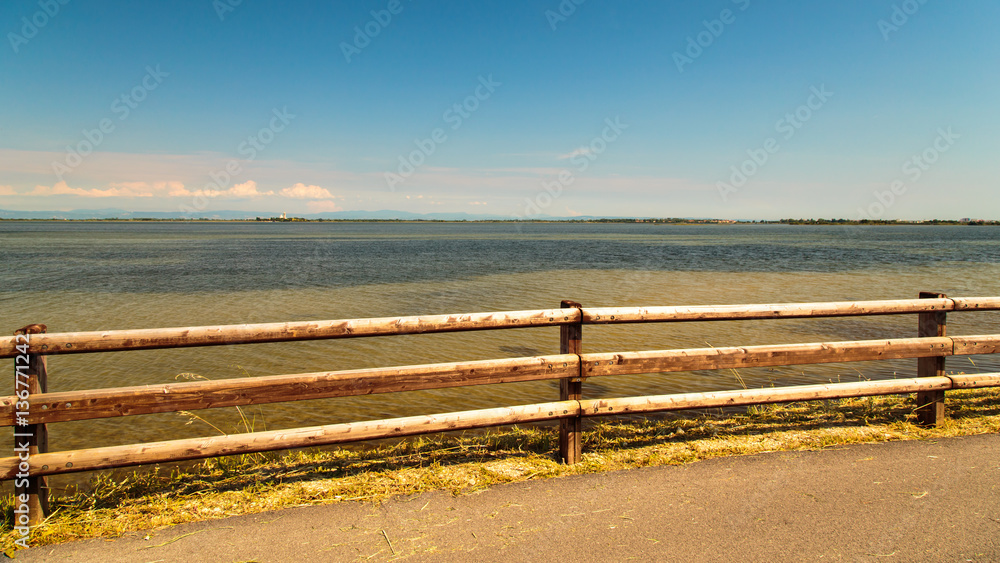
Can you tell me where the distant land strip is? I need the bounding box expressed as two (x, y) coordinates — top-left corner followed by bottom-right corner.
(0, 216), (997, 225)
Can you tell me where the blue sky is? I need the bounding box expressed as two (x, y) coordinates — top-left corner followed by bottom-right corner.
(1, 0), (997, 219)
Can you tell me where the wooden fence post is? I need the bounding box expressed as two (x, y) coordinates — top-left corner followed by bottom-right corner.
(559, 300), (583, 464)
(915, 292), (947, 426)
(13, 324), (49, 526)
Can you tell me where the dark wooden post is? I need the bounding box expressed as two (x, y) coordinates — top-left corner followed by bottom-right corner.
(916, 292), (947, 426)
(559, 300), (583, 464)
(13, 324), (49, 526)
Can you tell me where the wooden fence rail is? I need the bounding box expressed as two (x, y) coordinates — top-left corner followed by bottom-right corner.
(5, 335), (1000, 428)
(0, 309), (578, 358)
(4, 297), (1000, 359)
(2, 373), (1000, 481)
(0, 355), (579, 426)
(4, 293), (1000, 526)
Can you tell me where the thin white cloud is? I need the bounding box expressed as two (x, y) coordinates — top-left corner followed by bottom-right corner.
(20, 180), (196, 199)
(468, 201), (487, 205)
(0, 185), (16, 196)
(108, 181), (187, 197)
(170, 180), (274, 199)
(557, 147), (593, 160)
(0, 148), (368, 197)
(28, 181), (154, 198)
(280, 183), (335, 199)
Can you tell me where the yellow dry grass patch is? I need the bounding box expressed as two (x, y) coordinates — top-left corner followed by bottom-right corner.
(2, 388), (998, 553)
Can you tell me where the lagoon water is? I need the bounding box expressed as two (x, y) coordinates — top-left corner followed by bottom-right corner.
(1, 221), (999, 455)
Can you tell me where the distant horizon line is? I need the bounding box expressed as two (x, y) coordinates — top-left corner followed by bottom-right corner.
(1, 216), (997, 225)
(1, 208), (997, 224)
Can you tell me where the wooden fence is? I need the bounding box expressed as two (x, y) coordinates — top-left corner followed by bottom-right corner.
(3, 292), (1000, 525)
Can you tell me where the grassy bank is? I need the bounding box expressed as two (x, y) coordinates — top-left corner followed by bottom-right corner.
(3, 388), (999, 553)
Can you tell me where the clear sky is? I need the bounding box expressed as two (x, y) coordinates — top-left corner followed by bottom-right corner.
(1, 0), (997, 219)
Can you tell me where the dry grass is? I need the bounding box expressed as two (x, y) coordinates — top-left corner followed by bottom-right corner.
(2, 388), (998, 553)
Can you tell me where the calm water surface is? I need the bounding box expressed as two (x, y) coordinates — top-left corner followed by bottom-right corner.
(1, 222), (999, 459)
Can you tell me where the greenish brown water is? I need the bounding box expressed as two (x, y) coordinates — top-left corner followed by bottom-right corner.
(1, 222), (999, 456)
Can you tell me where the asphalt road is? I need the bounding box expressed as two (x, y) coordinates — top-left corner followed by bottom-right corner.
(12, 433), (1000, 562)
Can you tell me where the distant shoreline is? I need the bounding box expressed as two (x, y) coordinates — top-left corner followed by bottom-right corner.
(0, 217), (997, 225)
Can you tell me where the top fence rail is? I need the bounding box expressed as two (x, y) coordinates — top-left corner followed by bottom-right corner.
(3, 297), (1000, 359)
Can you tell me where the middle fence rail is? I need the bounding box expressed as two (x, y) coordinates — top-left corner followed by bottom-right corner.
(3, 293), (1000, 525)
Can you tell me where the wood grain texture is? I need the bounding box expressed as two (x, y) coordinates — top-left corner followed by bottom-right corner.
(4, 297), (999, 358)
(0, 401), (580, 479)
(2, 372), (999, 480)
(952, 297), (1000, 311)
(558, 300), (583, 464)
(0, 308), (579, 358)
(947, 372), (1000, 388)
(581, 337), (954, 377)
(952, 335), (1000, 356)
(916, 292), (948, 426)
(581, 298), (959, 324)
(579, 377), (954, 416)
(0, 355), (578, 426)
